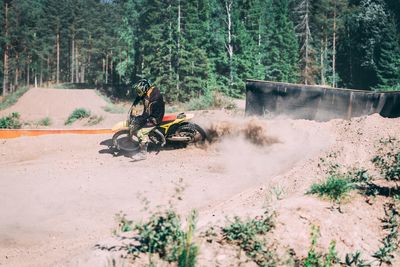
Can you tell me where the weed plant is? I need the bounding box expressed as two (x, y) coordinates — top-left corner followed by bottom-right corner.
(116, 209), (199, 266)
(344, 251), (370, 267)
(0, 87), (29, 110)
(372, 137), (400, 181)
(222, 211), (276, 266)
(302, 225), (339, 267)
(307, 174), (355, 205)
(65, 108), (91, 125)
(178, 210), (199, 267)
(0, 112), (22, 129)
(372, 203), (400, 265)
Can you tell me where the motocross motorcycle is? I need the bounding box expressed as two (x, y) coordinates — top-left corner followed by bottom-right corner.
(112, 107), (207, 152)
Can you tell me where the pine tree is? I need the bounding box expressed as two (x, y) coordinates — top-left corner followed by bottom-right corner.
(264, 0), (300, 83)
(294, 0), (318, 84)
(376, 14), (400, 89)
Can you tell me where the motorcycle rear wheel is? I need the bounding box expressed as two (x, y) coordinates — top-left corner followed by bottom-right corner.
(176, 123), (207, 144)
(112, 129), (140, 152)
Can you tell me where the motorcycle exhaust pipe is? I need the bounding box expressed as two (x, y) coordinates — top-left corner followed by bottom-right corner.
(167, 136), (192, 142)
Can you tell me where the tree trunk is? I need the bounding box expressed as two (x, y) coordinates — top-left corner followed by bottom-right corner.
(332, 0), (337, 87)
(119, 48), (122, 83)
(102, 58), (105, 82)
(320, 36), (326, 85)
(56, 32), (60, 84)
(304, 0), (310, 85)
(81, 64), (85, 83)
(176, 0), (181, 93)
(106, 54), (109, 84)
(2, 1), (9, 96)
(225, 0), (233, 86)
(75, 45), (79, 83)
(40, 60), (43, 86)
(27, 61), (30, 86)
(15, 53), (19, 87)
(47, 56), (51, 85)
(71, 37), (75, 83)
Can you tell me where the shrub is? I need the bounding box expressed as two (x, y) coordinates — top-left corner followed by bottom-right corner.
(116, 209), (199, 266)
(37, 117), (52, 126)
(0, 112), (22, 129)
(65, 108), (91, 125)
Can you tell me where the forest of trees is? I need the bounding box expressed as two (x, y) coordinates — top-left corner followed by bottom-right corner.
(1, 0), (400, 101)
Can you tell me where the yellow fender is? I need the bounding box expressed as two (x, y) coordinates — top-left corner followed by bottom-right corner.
(112, 120), (129, 131)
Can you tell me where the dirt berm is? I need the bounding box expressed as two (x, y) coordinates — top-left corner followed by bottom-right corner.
(0, 87), (399, 266)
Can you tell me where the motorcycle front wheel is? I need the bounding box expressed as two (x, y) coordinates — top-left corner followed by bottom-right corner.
(112, 129), (140, 152)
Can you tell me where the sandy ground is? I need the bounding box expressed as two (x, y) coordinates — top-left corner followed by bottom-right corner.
(1, 87), (400, 266)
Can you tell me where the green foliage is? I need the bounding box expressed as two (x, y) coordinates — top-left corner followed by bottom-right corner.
(302, 225), (339, 267)
(344, 251), (370, 267)
(184, 91), (236, 111)
(308, 174), (355, 204)
(222, 211), (276, 266)
(178, 210), (199, 267)
(37, 117), (52, 126)
(64, 108), (91, 125)
(0, 112), (22, 129)
(131, 210), (184, 262)
(372, 137), (400, 181)
(0, 87), (29, 110)
(372, 203), (400, 265)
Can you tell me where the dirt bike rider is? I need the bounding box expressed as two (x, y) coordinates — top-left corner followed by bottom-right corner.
(130, 79), (165, 161)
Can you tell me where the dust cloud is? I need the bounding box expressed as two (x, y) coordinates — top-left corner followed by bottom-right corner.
(201, 115), (333, 187)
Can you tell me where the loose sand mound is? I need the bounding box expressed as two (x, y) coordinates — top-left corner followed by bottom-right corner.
(1, 88), (400, 266)
(0, 87), (126, 128)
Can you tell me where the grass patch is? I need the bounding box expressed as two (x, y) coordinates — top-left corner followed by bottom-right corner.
(0, 87), (29, 110)
(65, 108), (91, 125)
(222, 211), (276, 266)
(0, 112), (22, 129)
(307, 174), (355, 205)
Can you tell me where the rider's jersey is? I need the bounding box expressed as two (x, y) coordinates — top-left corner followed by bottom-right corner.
(133, 86), (165, 125)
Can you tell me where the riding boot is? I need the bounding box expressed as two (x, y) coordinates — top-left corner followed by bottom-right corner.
(131, 142), (148, 161)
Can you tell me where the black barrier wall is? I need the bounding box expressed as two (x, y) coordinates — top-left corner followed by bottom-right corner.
(245, 80), (400, 121)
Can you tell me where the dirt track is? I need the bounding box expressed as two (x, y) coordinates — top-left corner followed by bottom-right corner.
(1, 88), (400, 266)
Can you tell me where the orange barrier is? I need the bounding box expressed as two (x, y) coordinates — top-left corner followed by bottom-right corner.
(0, 129), (115, 139)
